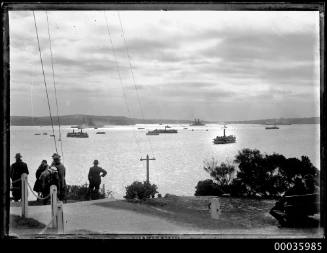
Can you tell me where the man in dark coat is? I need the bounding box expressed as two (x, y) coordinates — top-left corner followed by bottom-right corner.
(50, 153), (67, 202)
(87, 160), (107, 200)
(10, 153), (29, 202)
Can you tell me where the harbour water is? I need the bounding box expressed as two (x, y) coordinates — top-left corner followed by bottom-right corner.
(10, 124), (320, 199)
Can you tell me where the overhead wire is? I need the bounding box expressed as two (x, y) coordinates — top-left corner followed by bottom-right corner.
(45, 11), (64, 162)
(32, 11), (58, 154)
(117, 11), (155, 158)
(103, 11), (143, 155)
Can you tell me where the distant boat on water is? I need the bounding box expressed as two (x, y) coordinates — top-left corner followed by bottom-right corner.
(213, 125), (236, 144)
(67, 128), (89, 138)
(265, 126), (279, 129)
(34, 133), (41, 135)
(96, 131), (106, 134)
(190, 118), (205, 126)
(146, 125), (178, 135)
(138, 127), (145, 130)
(146, 130), (160, 135)
(43, 133), (48, 135)
(157, 125), (178, 133)
(265, 123), (279, 130)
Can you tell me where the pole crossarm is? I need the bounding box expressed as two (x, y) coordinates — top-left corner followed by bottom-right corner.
(140, 154), (156, 184)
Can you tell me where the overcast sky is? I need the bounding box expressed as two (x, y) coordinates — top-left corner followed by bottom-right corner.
(9, 11), (320, 121)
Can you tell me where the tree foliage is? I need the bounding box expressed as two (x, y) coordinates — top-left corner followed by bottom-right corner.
(196, 148), (319, 199)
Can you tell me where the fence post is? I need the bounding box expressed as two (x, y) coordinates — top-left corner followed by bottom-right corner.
(210, 197), (221, 219)
(50, 185), (58, 228)
(102, 184), (105, 195)
(21, 173), (28, 218)
(56, 201), (64, 234)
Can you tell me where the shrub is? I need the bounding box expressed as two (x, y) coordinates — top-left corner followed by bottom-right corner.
(194, 179), (222, 196)
(124, 181), (158, 200)
(66, 184), (105, 200)
(229, 178), (247, 197)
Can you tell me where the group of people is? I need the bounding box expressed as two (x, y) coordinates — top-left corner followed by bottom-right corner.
(10, 152), (108, 203)
(10, 152), (67, 203)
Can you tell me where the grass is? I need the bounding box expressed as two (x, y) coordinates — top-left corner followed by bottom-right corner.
(9, 214), (46, 235)
(94, 195), (279, 230)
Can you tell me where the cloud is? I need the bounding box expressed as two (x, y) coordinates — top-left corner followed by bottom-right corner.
(9, 11), (320, 120)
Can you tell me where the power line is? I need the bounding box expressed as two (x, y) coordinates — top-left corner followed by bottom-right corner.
(117, 12), (155, 158)
(45, 11), (64, 162)
(103, 11), (142, 154)
(32, 11), (58, 153)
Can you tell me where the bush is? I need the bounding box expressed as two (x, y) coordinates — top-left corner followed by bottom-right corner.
(194, 179), (222, 196)
(124, 181), (158, 200)
(66, 184), (106, 200)
(229, 178), (247, 197)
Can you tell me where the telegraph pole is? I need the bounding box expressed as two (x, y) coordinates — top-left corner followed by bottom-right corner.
(140, 154), (156, 184)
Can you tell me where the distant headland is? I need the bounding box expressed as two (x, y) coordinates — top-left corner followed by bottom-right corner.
(9, 115), (319, 126)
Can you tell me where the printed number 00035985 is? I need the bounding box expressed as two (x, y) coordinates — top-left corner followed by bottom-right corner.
(274, 242), (322, 251)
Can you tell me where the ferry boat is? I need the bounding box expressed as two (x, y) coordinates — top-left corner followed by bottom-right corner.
(213, 126), (236, 144)
(67, 128), (89, 138)
(190, 118), (205, 126)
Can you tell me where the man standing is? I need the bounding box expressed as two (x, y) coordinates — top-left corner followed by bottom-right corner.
(88, 160), (107, 200)
(51, 153), (67, 202)
(10, 153), (29, 202)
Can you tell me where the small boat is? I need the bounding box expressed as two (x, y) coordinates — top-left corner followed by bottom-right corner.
(137, 127), (145, 130)
(34, 133), (41, 135)
(43, 133), (48, 135)
(183, 127), (188, 130)
(146, 130), (160, 135)
(265, 124), (279, 130)
(50, 134), (55, 137)
(213, 126), (236, 144)
(96, 131), (106, 134)
(165, 125), (171, 128)
(67, 128), (89, 138)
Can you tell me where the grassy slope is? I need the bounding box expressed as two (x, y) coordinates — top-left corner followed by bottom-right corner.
(94, 196), (279, 230)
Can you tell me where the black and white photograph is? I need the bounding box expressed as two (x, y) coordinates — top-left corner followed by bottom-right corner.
(2, 2), (325, 240)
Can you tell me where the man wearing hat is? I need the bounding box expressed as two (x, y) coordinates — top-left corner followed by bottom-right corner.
(87, 160), (107, 200)
(10, 153), (29, 201)
(51, 153), (67, 202)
